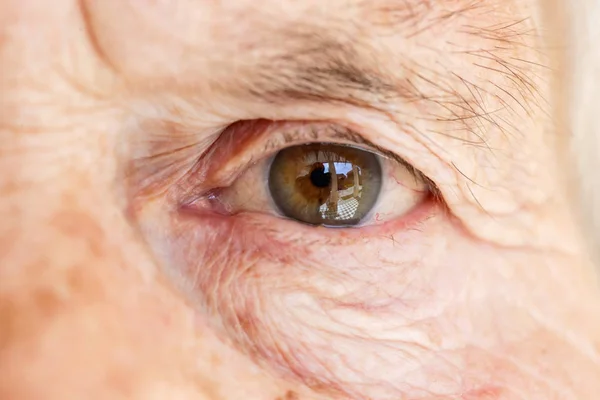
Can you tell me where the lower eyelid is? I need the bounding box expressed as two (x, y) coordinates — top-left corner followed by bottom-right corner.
(182, 188), (438, 246)
(169, 187), (447, 400)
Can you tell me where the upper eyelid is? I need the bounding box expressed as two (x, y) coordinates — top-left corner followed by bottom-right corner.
(263, 121), (406, 163)
(180, 120), (440, 201)
(258, 122), (410, 177)
(280, 123), (438, 195)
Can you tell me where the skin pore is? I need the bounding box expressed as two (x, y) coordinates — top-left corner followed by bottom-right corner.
(1, 0), (600, 399)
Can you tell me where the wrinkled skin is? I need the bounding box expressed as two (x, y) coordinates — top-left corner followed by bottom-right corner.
(1, 1), (600, 399)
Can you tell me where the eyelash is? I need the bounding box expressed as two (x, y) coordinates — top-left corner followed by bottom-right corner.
(179, 120), (440, 228)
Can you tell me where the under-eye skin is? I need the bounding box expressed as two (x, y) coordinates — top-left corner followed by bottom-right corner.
(268, 143), (382, 227)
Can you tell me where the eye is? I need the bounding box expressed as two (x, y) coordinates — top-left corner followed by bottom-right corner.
(268, 143), (382, 227)
(182, 122), (434, 228)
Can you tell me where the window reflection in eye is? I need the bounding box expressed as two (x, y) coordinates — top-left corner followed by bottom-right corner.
(269, 143), (382, 227)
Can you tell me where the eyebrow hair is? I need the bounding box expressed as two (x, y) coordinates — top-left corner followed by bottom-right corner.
(243, 5), (545, 144)
(248, 35), (402, 109)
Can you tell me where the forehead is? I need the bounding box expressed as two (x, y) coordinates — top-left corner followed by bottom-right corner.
(92, 0), (540, 95)
(87, 0), (548, 168)
(135, 0), (527, 52)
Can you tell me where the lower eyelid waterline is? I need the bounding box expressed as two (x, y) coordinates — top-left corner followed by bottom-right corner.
(178, 193), (440, 248)
(183, 177), (436, 242)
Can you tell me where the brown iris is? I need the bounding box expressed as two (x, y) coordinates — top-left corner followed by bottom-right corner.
(268, 143), (382, 226)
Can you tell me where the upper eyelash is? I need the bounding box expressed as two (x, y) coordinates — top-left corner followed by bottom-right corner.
(259, 120), (441, 194)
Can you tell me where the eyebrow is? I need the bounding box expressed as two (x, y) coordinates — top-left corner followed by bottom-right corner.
(247, 36), (405, 110)
(242, 7), (544, 142)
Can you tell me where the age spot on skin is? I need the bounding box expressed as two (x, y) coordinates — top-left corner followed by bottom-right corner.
(275, 390), (299, 400)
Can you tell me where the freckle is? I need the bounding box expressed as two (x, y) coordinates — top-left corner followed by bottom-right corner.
(285, 391), (299, 400)
(50, 208), (106, 258)
(210, 352), (222, 367)
(275, 390), (299, 400)
(32, 287), (66, 317)
(463, 385), (504, 399)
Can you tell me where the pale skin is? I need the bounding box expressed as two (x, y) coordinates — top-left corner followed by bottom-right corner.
(1, 0), (600, 399)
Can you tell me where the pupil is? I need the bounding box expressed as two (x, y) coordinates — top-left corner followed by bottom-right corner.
(310, 164), (331, 188)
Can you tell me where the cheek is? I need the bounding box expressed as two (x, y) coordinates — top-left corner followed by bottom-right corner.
(160, 205), (547, 399)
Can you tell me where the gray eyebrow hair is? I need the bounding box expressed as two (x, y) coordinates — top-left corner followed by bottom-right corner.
(247, 36), (404, 109)
(242, 12), (546, 144)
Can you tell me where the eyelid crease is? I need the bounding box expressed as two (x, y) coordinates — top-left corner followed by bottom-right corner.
(261, 120), (415, 169)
